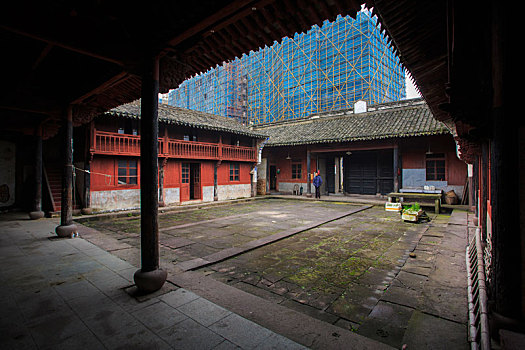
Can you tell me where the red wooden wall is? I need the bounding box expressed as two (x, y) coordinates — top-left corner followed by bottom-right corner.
(400, 135), (467, 186)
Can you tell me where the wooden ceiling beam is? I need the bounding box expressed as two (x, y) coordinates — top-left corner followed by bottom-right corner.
(32, 44), (53, 71)
(1, 25), (125, 67)
(165, 0), (258, 48)
(70, 71), (129, 105)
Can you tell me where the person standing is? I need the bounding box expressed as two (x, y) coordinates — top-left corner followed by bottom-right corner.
(313, 170), (322, 199)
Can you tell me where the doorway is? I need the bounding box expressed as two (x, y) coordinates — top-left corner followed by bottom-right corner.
(190, 163), (201, 200)
(326, 158), (335, 194)
(343, 150), (394, 195)
(181, 162), (201, 201)
(269, 165), (277, 191)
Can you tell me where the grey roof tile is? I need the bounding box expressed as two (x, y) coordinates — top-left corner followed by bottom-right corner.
(253, 98), (449, 146)
(105, 100), (267, 138)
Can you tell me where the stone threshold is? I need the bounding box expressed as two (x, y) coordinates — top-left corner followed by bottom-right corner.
(176, 205), (372, 271)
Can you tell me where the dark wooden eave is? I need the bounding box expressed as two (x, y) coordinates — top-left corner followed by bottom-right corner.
(0, 0), (366, 138)
(1, 0), (503, 162)
(372, 0), (502, 147)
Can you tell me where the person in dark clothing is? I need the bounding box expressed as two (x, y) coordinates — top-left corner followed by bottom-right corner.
(313, 170), (322, 199)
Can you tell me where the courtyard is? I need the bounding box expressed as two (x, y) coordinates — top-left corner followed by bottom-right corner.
(78, 197), (470, 349)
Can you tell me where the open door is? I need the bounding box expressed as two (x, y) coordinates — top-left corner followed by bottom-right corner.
(180, 163), (190, 202)
(190, 163), (201, 200)
(269, 165), (277, 190)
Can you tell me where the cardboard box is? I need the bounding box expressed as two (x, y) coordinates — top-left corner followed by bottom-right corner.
(385, 202), (402, 212)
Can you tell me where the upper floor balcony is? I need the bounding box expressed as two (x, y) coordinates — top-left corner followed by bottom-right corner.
(91, 130), (257, 162)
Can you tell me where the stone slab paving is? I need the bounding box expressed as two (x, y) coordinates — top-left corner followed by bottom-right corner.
(177, 204), (371, 271)
(78, 199), (367, 277)
(17, 197), (471, 349)
(0, 213), (307, 350)
(197, 204), (470, 349)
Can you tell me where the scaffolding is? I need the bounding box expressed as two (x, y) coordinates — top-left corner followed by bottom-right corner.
(166, 8), (405, 125)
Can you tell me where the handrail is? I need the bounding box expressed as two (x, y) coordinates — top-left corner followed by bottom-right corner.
(222, 144), (257, 161)
(166, 139), (219, 159)
(466, 227), (490, 350)
(92, 131), (256, 161)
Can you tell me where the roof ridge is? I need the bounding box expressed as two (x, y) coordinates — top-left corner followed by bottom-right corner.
(254, 98), (428, 129)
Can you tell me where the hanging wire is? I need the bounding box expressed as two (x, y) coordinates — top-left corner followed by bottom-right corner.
(74, 166), (112, 186)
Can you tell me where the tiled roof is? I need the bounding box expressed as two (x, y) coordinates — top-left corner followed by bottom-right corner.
(105, 100), (267, 138)
(253, 98), (449, 146)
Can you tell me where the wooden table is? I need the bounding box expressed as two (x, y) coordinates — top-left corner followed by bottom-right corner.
(387, 192), (442, 213)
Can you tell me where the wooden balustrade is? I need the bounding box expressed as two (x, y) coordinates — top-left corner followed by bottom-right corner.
(92, 131), (256, 161)
(166, 139), (219, 159)
(93, 131), (141, 155)
(222, 144), (257, 161)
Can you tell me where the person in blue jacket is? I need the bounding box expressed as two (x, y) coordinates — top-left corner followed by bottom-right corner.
(313, 170), (322, 199)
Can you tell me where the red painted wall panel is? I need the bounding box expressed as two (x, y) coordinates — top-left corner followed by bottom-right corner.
(164, 159), (180, 187)
(217, 161), (252, 185)
(201, 161), (215, 186)
(400, 136), (467, 185)
(266, 146), (307, 184)
(91, 156), (141, 191)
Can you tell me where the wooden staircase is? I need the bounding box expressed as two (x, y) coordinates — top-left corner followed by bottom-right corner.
(45, 166), (78, 215)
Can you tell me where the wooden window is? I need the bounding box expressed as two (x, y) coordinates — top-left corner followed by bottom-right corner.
(292, 160), (302, 179)
(426, 153), (446, 181)
(117, 120), (138, 135)
(183, 134), (197, 142)
(117, 159), (138, 185)
(182, 163), (189, 183)
(230, 163), (240, 181)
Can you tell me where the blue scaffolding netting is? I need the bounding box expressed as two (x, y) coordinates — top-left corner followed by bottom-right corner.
(160, 9), (406, 125)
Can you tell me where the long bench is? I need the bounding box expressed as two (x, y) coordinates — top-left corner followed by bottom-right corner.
(387, 192), (442, 213)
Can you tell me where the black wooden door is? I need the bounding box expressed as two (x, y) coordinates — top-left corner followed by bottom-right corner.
(344, 150), (393, 195)
(377, 150), (394, 194)
(326, 158), (335, 193)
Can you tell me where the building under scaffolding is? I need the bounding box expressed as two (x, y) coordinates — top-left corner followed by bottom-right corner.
(165, 8), (406, 125)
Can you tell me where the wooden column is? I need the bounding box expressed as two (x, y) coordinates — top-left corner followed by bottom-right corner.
(214, 135), (221, 201)
(133, 54), (167, 293)
(251, 139), (256, 197)
(29, 125), (44, 219)
(480, 142), (488, 240)
(159, 158), (167, 207)
(214, 161), (221, 201)
(393, 145), (399, 192)
(82, 122), (93, 215)
(473, 157), (479, 220)
(55, 106), (77, 237)
(82, 157), (92, 214)
(306, 149), (312, 197)
(266, 154), (270, 194)
(490, 120), (521, 320)
(489, 0), (520, 319)
(251, 163), (257, 197)
(159, 128), (168, 207)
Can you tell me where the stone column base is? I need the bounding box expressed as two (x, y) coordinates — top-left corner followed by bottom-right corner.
(134, 268), (167, 294)
(81, 207), (93, 215)
(306, 193), (313, 198)
(55, 224), (78, 238)
(29, 211), (45, 220)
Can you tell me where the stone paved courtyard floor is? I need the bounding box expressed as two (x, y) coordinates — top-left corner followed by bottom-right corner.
(77, 197), (472, 349)
(80, 199), (367, 272)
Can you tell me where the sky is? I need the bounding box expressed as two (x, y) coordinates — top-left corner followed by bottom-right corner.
(405, 71), (421, 99)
